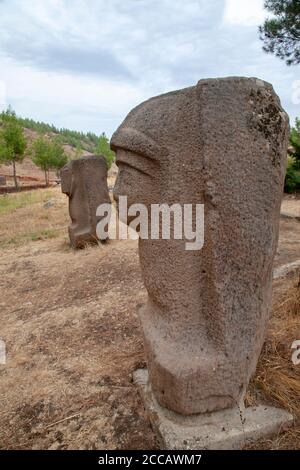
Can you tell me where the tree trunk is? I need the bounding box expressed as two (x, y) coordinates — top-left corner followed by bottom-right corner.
(12, 160), (18, 190)
(44, 169), (50, 187)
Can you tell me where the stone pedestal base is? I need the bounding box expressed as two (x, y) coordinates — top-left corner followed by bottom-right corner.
(134, 369), (294, 450)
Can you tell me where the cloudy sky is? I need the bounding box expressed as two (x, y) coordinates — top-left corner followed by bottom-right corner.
(0, 0), (299, 136)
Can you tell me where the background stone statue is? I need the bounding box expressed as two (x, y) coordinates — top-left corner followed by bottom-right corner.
(61, 155), (111, 249)
(111, 77), (289, 415)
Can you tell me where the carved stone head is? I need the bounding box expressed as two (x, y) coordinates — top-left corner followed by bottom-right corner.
(61, 155), (110, 248)
(111, 78), (289, 415)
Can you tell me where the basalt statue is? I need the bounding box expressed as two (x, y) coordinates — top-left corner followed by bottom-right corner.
(61, 155), (111, 249)
(111, 77), (289, 415)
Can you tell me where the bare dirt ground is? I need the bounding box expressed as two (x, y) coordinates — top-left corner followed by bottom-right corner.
(281, 194), (300, 218)
(0, 187), (299, 449)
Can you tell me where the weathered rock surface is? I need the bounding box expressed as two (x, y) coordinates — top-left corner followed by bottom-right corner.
(111, 77), (289, 415)
(134, 369), (294, 449)
(61, 155), (110, 249)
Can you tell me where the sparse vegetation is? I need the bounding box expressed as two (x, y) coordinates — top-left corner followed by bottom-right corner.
(0, 187), (67, 248)
(286, 117), (300, 193)
(246, 278), (300, 449)
(31, 137), (68, 185)
(0, 107), (27, 189)
(0, 189), (54, 215)
(285, 156), (300, 193)
(15, 116), (100, 153)
(1, 109), (115, 167)
(0, 186), (299, 449)
(0, 228), (58, 248)
(96, 133), (115, 169)
(30, 228), (57, 242)
(290, 117), (300, 165)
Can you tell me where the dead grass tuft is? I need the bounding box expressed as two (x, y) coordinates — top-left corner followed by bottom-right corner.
(246, 280), (300, 448)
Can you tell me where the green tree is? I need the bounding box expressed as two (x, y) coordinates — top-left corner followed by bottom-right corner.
(259, 0), (300, 65)
(31, 137), (53, 186)
(0, 107), (27, 189)
(96, 132), (115, 168)
(284, 118), (300, 192)
(74, 142), (83, 159)
(50, 140), (68, 173)
(284, 156), (300, 192)
(290, 117), (300, 166)
(31, 138), (67, 186)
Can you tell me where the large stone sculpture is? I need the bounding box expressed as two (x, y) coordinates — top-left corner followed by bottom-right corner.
(61, 155), (110, 248)
(111, 77), (289, 420)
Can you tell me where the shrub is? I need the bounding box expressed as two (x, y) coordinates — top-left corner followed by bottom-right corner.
(284, 156), (300, 193)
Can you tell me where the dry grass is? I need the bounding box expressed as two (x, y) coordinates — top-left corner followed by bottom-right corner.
(0, 188), (155, 449)
(0, 237), (155, 449)
(0, 188), (299, 449)
(0, 189), (54, 215)
(246, 279), (300, 449)
(254, 283), (300, 415)
(0, 188), (69, 247)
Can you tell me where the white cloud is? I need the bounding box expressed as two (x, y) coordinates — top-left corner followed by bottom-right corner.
(0, 0), (298, 134)
(0, 80), (7, 111)
(0, 57), (147, 136)
(223, 0), (265, 26)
